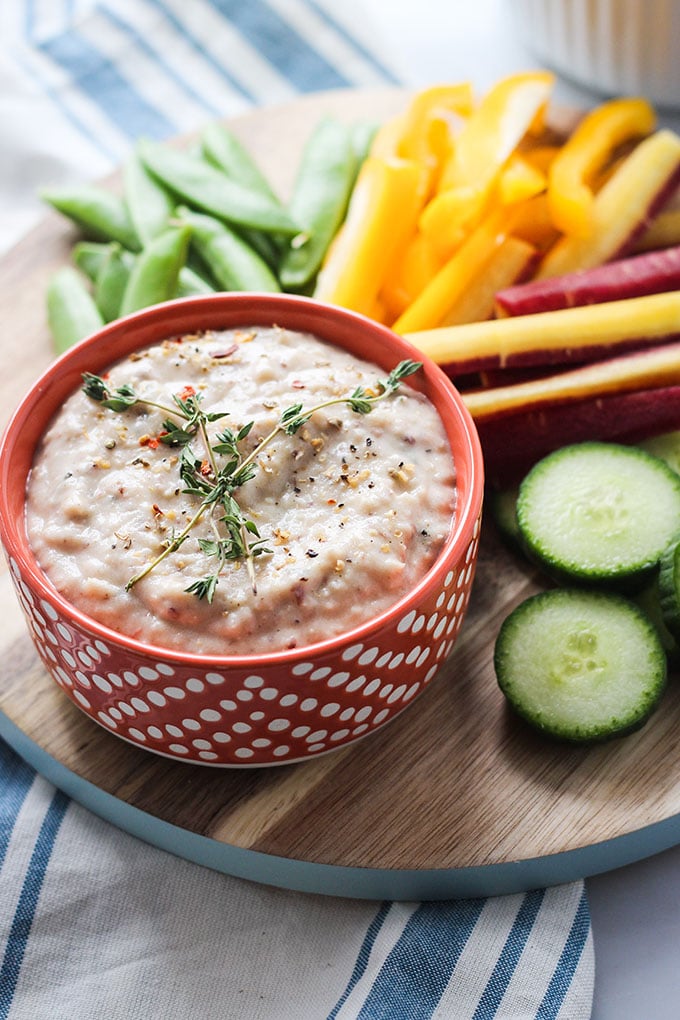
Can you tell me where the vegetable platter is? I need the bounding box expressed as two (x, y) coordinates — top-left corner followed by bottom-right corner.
(2, 87), (680, 901)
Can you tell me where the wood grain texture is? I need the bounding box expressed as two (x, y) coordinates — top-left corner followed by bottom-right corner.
(1, 88), (680, 878)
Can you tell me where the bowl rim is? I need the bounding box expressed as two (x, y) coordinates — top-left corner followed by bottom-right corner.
(0, 291), (484, 666)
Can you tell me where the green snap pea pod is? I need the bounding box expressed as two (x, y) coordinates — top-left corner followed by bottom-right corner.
(350, 121), (379, 177)
(40, 185), (141, 251)
(94, 243), (134, 322)
(199, 124), (287, 270)
(72, 240), (115, 281)
(177, 207), (280, 293)
(278, 117), (357, 290)
(176, 265), (216, 297)
(119, 224), (191, 316)
(200, 122), (282, 205)
(46, 267), (105, 354)
(138, 140), (300, 237)
(123, 148), (175, 245)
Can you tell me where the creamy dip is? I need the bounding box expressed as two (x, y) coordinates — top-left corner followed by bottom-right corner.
(27, 327), (456, 654)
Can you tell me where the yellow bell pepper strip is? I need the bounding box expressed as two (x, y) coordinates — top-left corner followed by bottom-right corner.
(438, 237), (537, 327)
(314, 155), (425, 316)
(395, 83), (473, 192)
(547, 97), (657, 238)
(537, 129), (680, 279)
(379, 231), (444, 324)
(418, 185), (481, 260)
(498, 153), (547, 205)
(511, 194), (560, 252)
(436, 71), (555, 199)
(369, 113), (407, 159)
(392, 206), (516, 333)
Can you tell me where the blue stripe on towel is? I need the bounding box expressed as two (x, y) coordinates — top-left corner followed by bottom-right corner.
(38, 28), (175, 140)
(99, 6), (224, 120)
(471, 889), (546, 1019)
(141, 0), (259, 105)
(327, 901), (392, 1020)
(0, 743), (35, 871)
(0, 790), (69, 1020)
(210, 0), (351, 91)
(357, 899), (486, 1019)
(536, 887), (591, 1020)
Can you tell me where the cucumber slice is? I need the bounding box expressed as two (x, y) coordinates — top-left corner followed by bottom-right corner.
(659, 538), (680, 642)
(494, 588), (667, 742)
(638, 430), (680, 477)
(516, 441), (680, 589)
(488, 485), (521, 547)
(634, 577), (680, 667)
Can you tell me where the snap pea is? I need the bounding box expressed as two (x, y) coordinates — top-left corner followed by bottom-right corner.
(177, 206), (280, 293)
(138, 140), (300, 237)
(278, 117), (357, 290)
(123, 148), (175, 245)
(46, 267), (105, 354)
(200, 124), (288, 270)
(72, 240), (115, 281)
(176, 265), (216, 297)
(94, 243), (133, 322)
(40, 185), (141, 251)
(119, 224), (191, 316)
(200, 122), (282, 205)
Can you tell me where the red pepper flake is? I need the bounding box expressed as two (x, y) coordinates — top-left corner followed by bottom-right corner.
(327, 498), (337, 505)
(152, 503), (164, 518)
(292, 380), (305, 389)
(210, 344), (238, 359)
(200, 460), (212, 476)
(178, 385), (196, 401)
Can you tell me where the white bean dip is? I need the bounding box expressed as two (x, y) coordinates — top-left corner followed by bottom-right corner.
(27, 327), (456, 655)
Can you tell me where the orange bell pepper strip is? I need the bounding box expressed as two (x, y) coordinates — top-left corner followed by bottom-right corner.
(437, 71), (555, 200)
(392, 206), (517, 334)
(547, 97), (656, 238)
(314, 155), (426, 316)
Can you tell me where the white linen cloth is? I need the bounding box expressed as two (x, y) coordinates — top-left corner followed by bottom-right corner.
(0, 2), (595, 1017)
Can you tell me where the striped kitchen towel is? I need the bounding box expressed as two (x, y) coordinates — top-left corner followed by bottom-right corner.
(0, 2), (594, 1017)
(0, 743), (593, 1020)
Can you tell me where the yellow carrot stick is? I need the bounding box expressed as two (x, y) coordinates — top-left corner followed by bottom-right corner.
(405, 291), (680, 369)
(461, 338), (680, 421)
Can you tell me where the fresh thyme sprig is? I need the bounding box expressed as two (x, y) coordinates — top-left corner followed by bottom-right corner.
(82, 358), (422, 603)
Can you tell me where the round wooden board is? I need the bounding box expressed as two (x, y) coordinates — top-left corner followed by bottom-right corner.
(2, 88), (680, 900)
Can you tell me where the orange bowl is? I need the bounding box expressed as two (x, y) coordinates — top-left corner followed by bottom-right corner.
(0, 293), (484, 766)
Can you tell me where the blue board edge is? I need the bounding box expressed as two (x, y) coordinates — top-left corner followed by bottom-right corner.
(3, 707), (680, 901)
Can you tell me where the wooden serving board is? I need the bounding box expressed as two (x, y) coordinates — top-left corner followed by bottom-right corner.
(2, 88), (680, 900)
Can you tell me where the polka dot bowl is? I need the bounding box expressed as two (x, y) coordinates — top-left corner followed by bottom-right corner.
(0, 293), (484, 767)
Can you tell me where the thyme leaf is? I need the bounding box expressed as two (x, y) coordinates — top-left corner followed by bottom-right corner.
(82, 358), (422, 601)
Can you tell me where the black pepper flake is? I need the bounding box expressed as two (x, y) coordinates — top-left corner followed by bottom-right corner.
(306, 549), (319, 558)
(366, 437), (372, 446)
